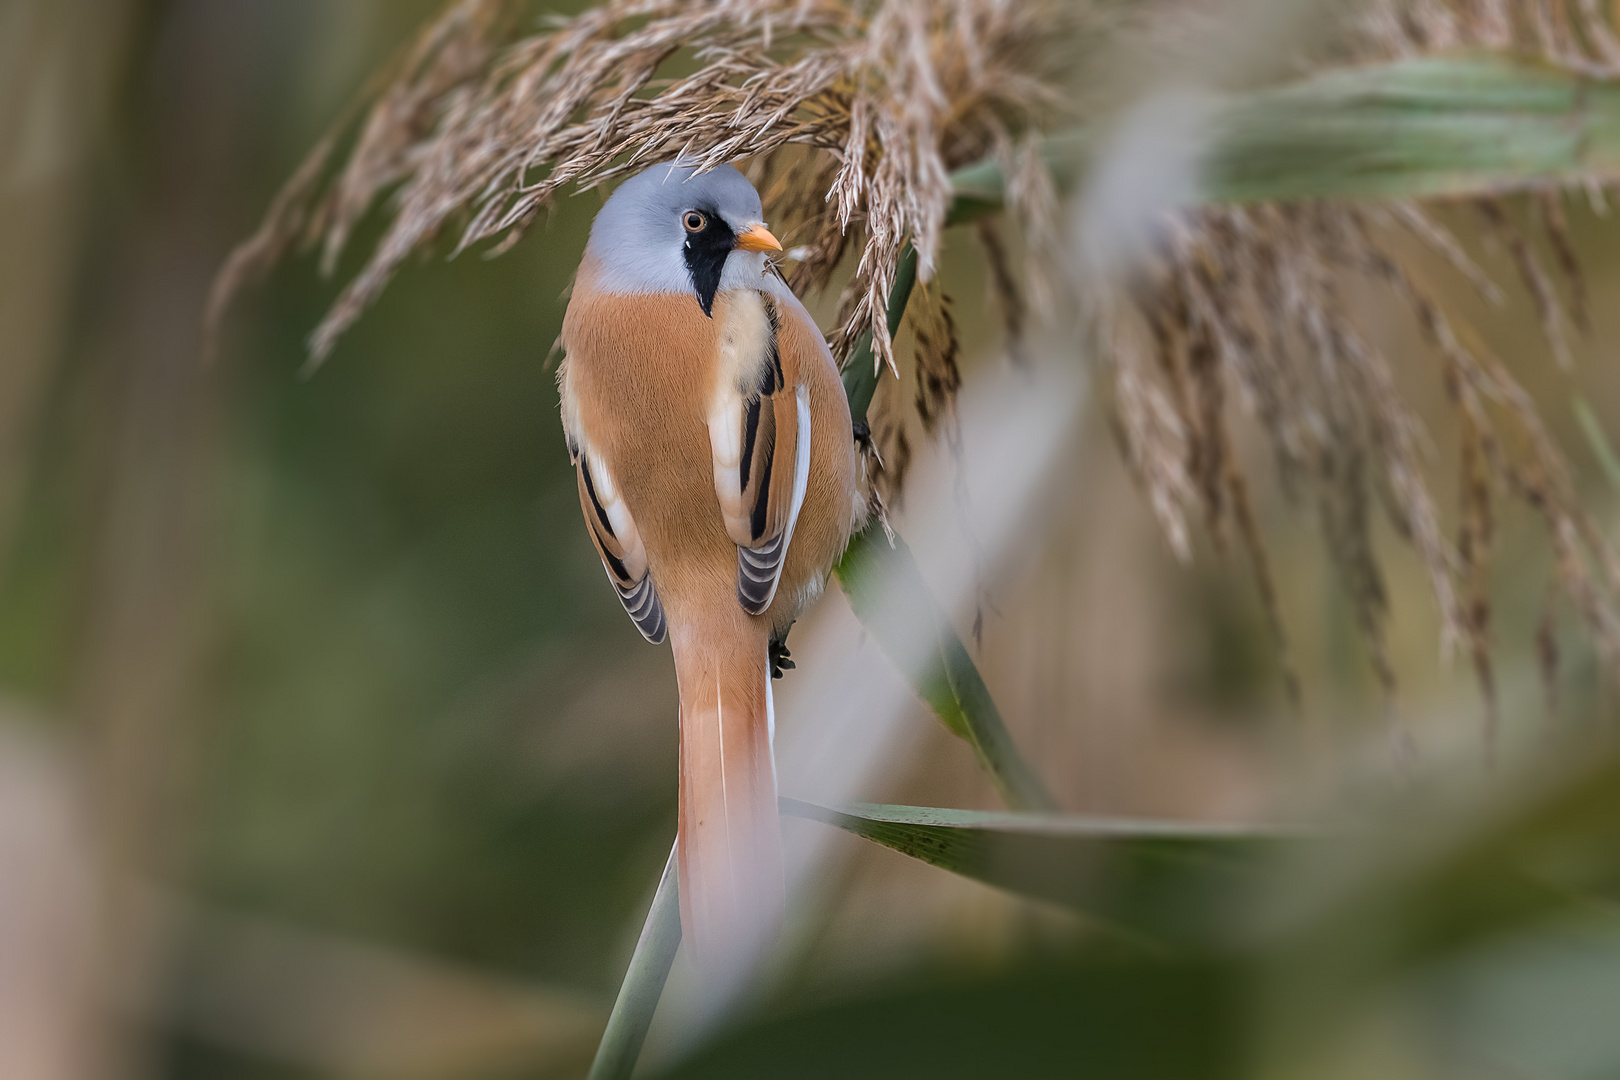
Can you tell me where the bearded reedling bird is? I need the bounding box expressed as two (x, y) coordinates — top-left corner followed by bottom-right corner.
(558, 162), (862, 966)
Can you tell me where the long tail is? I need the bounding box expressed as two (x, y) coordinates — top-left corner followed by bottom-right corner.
(670, 611), (784, 973)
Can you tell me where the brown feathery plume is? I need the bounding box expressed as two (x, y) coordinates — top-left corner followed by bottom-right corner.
(1063, 0), (1620, 728)
(212, 0), (1072, 372)
(974, 217), (1028, 365)
(1089, 179), (1620, 722)
(1476, 198), (1574, 370)
(864, 367), (912, 517)
(206, 0), (521, 359)
(911, 286), (962, 435)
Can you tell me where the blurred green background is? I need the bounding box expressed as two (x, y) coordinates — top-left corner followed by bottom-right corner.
(7, 2), (1620, 1078)
(2, 1), (681, 1074)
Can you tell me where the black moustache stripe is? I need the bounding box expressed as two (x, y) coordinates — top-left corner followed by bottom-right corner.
(683, 208), (736, 317)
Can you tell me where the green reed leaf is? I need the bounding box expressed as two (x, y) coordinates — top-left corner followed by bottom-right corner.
(949, 54), (1620, 212)
(783, 799), (1292, 947)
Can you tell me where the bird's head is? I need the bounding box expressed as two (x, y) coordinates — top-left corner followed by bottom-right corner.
(584, 161), (782, 318)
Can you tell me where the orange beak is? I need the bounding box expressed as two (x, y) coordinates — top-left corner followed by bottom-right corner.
(734, 224), (783, 253)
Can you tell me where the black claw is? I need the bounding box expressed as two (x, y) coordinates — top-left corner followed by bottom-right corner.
(852, 421), (872, 451)
(768, 636), (795, 680)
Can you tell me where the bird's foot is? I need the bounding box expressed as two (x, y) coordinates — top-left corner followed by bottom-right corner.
(768, 637), (795, 680)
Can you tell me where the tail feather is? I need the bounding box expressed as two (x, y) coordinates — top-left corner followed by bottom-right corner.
(671, 616), (785, 972)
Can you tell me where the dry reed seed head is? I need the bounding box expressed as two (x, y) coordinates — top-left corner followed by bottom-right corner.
(1382, 202), (1507, 308)
(1225, 460), (1305, 712)
(1357, 0), (1620, 75)
(1077, 1), (1619, 703)
(972, 217), (1027, 364)
(911, 286), (962, 434)
(1102, 292), (1198, 563)
(1476, 198), (1575, 371)
(866, 368), (913, 510)
(1080, 164), (1620, 702)
(1457, 411), (1501, 739)
(1534, 189), (1590, 332)
(215, 0), (1074, 369)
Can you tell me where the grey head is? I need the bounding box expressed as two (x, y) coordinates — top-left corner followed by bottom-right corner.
(584, 161), (782, 317)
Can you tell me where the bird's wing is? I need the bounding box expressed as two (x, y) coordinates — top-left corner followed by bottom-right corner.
(575, 442), (666, 643)
(709, 292), (814, 615)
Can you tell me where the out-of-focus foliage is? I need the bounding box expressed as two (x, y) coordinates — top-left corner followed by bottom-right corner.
(834, 526), (1056, 812)
(663, 729), (1620, 1078)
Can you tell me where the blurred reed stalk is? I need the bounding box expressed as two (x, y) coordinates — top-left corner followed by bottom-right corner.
(0, 0), (139, 580)
(3, 3), (281, 1075)
(1, 3), (171, 1078)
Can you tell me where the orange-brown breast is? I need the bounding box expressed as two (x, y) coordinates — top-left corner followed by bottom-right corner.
(561, 259), (860, 633)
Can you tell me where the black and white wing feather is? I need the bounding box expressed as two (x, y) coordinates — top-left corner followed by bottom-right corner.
(709, 293), (812, 616)
(575, 444), (666, 643)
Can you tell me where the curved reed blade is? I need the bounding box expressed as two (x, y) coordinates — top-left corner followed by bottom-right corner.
(782, 799), (1294, 948)
(949, 55), (1620, 211)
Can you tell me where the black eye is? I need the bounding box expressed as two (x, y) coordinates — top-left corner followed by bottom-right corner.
(683, 211), (706, 233)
